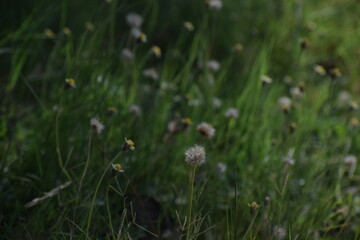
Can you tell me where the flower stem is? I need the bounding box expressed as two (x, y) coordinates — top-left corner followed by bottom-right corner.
(186, 165), (196, 240)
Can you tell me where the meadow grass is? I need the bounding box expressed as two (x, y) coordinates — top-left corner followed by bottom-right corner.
(1, 0), (360, 239)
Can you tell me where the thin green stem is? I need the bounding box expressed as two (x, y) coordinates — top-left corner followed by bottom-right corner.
(55, 94), (71, 181)
(73, 130), (93, 221)
(186, 165), (196, 240)
(106, 185), (116, 240)
(242, 209), (260, 240)
(86, 151), (122, 237)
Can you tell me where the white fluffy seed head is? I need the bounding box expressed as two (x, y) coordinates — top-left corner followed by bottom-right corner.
(90, 118), (105, 134)
(197, 122), (215, 138)
(225, 108), (239, 119)
(207, 0), (223, 10)
(185, 145), (206, 166)
(278, 96), (292, 112)
(126, 13), (143, 28)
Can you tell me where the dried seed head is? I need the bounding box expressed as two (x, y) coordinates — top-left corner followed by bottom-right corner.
(289, 122), (297, 133)
(44, 28), (55, 38)
(217, 162), (227, 174)
(129, 104), (142, 116)
(185, 145), (206, 166)
(206, 60), (221, 72)
(212, 97), (222, 109)
(344, 155), (357, 165)
(274, 226), (286, 239)
(300, 37), (310, 49)
(126, 13), (143, 28)
(344, 155), (357, 176)
(261, 75), (272, 85)
(264, 196), (271, 206)
(206, 0), (223, 10)
(278, 96), (292, 113)
(290, 87), (303, 99)
(298, 81), (305, 92)
(184, 21), (194, 31)
(350, 101), (359, 111)
(106, 107), (118, 115)
(62, 27), (71, 36)
(233, 43), (243, 53)
(85, 22), (95, 31)
(313, 64), (326, 76)
(225, 108), (239, 119)
(142, 68), (159, 80)
(90, 118), (105, 134)
(121, 48), (134, 61)
(337, 91), (352, 108)
(197, 122), (215, 138)
(167, 120), (180, 135)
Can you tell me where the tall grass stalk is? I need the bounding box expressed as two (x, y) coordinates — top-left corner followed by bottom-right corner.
(186, 165), (196, 240)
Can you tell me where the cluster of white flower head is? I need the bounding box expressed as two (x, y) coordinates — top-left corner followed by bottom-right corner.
(206, 0), (223, 10)
(185, 145), (206, 166)
(90, 118), (105, 134)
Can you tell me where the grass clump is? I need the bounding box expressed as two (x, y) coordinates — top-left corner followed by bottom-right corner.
(1, 0), (360, 239)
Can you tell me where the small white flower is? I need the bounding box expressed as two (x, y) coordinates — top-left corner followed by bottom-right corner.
(206, 60), (221, 72)
(129, 104), (142, 116)
(298, 179), (306, 186)
(97, 75), (103, 83)
(207, 0), (223, 10)
(350, 101), (359, 110)
(225, 108), (239, 119)
(290, 87), (303, 99)
(185, 145), (206, 166)
(121, 48), (133, 60)
(112, 163), (124, 173)
(261, 75), (272, 85)
(344, 155), (357, 165)
(313, 64), (326, 76)
(273, 226), (286, 239)
(168, 120), (179, 134)
(160, 82), (176, 91)
(151, 46), (161, 58)
(184, 21), (194, 31)
(188, 98), (201, 107)
(283, 147), (295, 165)
(130, 28), (147, 42)
(131, 28), (142, 38)
(65, 78), (76, 88)
(217, 162), (227, 173)
(278, 96), (292, 112)
(212, 97), (222, 109)
(337, 91), (352, 108)
(126, 13), (143, 28)
(283, 156), (295, 165)
(197, 122), (215, 139)
(85, 22), (95, 31)
(90, 118), (105, 134)
(173, 95), (182, 102)
(143, 68), (159, 80)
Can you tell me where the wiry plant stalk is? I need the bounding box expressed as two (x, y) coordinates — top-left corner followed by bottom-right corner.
(186, 165), (196, 240)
